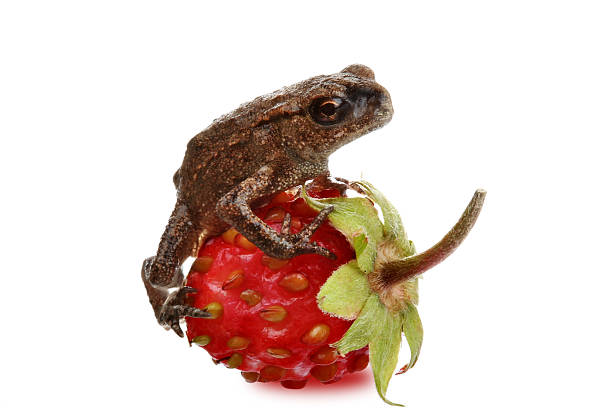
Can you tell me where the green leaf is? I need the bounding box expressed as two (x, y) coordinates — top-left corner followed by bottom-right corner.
(353, 181), (416, 256)
(333, 294), (404, 406)
(317, 261), (370, 320)
(352, 233), (368, 259)
(369, 299), (404, 406)
(333, 294), (379, 355)
(306, 181), (424, 406)
(303, 189), (383, 273)
(399, 303), (424, 372)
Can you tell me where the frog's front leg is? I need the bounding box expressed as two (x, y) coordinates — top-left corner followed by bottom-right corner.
(141, 202), (211, 337)
(216, 163), (336, 260)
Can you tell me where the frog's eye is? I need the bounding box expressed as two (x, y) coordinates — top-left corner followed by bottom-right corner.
(309, 97), (351, 125)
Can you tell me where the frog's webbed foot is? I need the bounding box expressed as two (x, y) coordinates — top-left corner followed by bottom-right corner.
(278, 205), (336, 259)
(158, 286), (211, 337)
(142, 256), (211, 338)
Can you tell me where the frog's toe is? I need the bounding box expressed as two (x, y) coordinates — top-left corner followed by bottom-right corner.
(297, 241), (336, 260)
(310, 243), (336, 260)
(277, 233), (333, 259)
(169, 317), (184, 338)
(177, 305), (211, 319)
(158, 307), (183, 337)
(179, 286), (198, 294)
(299, 205), (334, 238)
(159, 302), (211, 338)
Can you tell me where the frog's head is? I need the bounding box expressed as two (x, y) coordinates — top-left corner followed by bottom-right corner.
(256, 64), (393, 160)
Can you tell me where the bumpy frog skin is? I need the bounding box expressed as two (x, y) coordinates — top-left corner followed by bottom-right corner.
(141, 65), (393, 336)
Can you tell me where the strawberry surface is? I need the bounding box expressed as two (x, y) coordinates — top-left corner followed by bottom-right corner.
(185, 186), (369, 388)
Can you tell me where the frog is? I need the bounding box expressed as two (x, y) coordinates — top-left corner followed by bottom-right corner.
(141, 64), (394, 337)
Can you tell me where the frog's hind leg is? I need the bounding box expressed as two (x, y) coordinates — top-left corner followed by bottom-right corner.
(141, 202), (211, 337)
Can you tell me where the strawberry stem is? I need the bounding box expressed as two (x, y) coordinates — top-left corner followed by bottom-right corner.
(375, 189), (486, 288)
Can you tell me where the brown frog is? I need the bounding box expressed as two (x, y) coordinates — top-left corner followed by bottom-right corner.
(142, 64), (393, 337)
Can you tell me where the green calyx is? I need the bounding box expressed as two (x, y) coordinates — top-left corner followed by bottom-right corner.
(304, 181), (485, 406)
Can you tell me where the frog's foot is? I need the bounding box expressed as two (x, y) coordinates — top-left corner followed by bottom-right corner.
(158, 286), (211, 337)
(278, 205), (336, 260)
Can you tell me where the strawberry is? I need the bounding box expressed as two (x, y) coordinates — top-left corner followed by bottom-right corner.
(185, 184), (367, 389)
(185, 179), (486, 405)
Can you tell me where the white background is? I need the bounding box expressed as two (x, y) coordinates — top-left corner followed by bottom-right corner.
(1, 1), (611, 407)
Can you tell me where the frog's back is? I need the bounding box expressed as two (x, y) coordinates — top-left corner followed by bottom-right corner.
(173, 83), (305, 199)
(175, 127), (258, 206)
(173, 95), (292, 223)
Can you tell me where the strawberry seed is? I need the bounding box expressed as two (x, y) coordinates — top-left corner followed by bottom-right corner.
(221, 228), (239, 244)
(190, 256), (213, 273)
(266, 348), (292, 358)
(225, 353), (243, 369)
(261, 255), (289, 270)
(309, 345), (338, 365)
(241, 372), (259, 383)
(227, 336), (250, 350)
(191, 335), (211, 347)
(259, 305), (287, 322)
(259, 366), (286, 382)
(204, 302), (223, 319)
(278, 273), (309, 292)
(239, 289), (262, 306)
(236, 234), (257, 251)
(310, 363), (338, 383)
(301, 323), (330, 345)
(222, 269), (245, 290)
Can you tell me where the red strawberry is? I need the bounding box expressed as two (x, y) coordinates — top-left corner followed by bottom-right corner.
(185, 185), (369, 389)
(184, 180), (486, 404)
